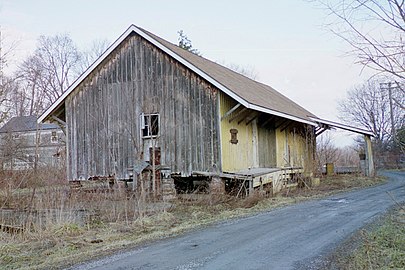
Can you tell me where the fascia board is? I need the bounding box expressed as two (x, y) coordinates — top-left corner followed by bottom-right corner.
(309, 117), (374, 136)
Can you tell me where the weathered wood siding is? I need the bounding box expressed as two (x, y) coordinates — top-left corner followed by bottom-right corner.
(219, 93), (277, 172)
(257, 120), (276, 168)
(65, 33), (220, 180)
(275, 124), (314, 171)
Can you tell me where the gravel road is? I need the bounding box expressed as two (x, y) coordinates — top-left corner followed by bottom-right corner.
(70, 171), (405, 270)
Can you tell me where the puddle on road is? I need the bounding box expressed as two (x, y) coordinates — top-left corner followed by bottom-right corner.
(322, 198), (350, 204)
(329, 198), (349, 203)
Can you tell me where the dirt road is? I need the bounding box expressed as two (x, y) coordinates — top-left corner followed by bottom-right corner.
(70, 171), (405, 270)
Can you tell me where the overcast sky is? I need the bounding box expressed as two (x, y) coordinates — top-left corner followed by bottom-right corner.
(0, 0), (375, 146)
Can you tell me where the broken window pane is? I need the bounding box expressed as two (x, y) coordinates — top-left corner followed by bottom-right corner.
(142, 114), (159, 138)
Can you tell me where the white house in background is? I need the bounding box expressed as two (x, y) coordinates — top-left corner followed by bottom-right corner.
(0, 116), (65, 170)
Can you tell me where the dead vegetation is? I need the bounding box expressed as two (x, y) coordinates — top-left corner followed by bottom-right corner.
(323, 203), (405, 270)
(0, 172), (384, 270)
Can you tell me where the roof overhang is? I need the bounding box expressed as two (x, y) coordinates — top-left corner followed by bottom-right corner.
(310, 117), (375, 137)
(37, 25), (373, 138)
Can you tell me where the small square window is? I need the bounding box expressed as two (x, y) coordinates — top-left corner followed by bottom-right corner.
(141, 114), (159, 138)
(51, 131), (58, 143)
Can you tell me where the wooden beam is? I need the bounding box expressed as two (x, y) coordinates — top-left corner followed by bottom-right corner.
(260, 115), (275, 127)
(228, 108), (248, 123)
(275, 119), (288, 129)
(315, 128), (327, 137)
(245, 112), (259, 126)
(51, 115), (66, 126)
(221, 103), (241, 121)
(279, 120), (292, 132)
(238, 110), (257, 125)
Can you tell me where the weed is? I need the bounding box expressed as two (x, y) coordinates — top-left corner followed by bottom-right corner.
(0, 173), (386, 269)
(330, 206), (405, 270)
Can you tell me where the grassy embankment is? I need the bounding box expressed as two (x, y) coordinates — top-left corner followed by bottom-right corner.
(0, 174), (384, 269)
(328, 203), (405, 269)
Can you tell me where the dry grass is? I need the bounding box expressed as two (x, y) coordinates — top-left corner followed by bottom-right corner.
(325, 205), (405, 269)
(0, 173), (385, 269)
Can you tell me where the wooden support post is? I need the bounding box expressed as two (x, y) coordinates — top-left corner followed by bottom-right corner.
(252, 119), (259, 168)
(364, 135), (375, 177)
(162, 177), (176, 201)
(248, 178), (254, 196)
(161, 167), (176, 201)
(210, 176), (225, 195)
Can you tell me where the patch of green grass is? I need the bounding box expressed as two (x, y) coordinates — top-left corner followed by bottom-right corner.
(339, 207), (405, 270)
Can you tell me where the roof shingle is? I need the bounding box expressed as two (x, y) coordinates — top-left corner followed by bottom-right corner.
(0, 116), (59, 133)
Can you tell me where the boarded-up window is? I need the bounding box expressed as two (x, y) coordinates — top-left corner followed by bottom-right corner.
(230, 129), (238, 144)
(141, 114), (159, 138)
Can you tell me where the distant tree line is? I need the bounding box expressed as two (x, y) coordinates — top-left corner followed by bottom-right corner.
(0, 31), (110, 121)
(317, 0), (405, 167)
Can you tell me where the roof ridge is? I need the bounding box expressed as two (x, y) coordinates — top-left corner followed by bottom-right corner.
(39, 24), (317, 126)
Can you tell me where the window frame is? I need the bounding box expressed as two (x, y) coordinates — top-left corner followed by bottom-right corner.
(141, 113), (160, 139)
(51, 131), (58, 143)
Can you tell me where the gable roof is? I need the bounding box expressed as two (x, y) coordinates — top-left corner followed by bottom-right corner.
(0, 116), (59, 133)
(38, 24), (317, 126)
(140, 28), (317, 124)
(37, 25), (374, 137)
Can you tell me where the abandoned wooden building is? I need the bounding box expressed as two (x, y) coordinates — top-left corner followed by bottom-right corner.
(38, 25), (374, 197)
(0, 116), (65, 170)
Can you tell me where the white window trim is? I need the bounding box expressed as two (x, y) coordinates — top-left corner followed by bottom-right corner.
(141, 113), (160, 139)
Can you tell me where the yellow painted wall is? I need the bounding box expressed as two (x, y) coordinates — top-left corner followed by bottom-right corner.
(276, 125), (313, 170)
(219, 93), (254, 172)
(220, 92), (314, 173)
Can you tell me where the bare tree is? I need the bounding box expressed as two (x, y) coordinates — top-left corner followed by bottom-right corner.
(76, 39), (110, 76)
(0, 76), (15, 123)
(0, 29), (19, 124)
(321, 0), (405, 80)
(16, 34), (81, 113)
(316, 132), (341, 171)
(338, 78), (404, 147)
(13, 55), (48, 116)
(335, 146), (359, 167)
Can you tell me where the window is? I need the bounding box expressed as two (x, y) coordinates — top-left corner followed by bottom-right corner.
(141, 113), (159, 138)
(230, 129), (238, 144)
(51, 131), (58, 143)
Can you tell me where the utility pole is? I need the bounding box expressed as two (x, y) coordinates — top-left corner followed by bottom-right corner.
(380, 82), (398, 143)
(388, 82), (396, 142)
